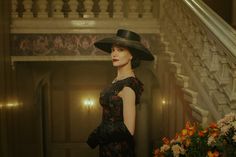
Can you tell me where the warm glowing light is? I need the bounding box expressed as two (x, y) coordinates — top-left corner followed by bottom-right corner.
(83, 98), (94, 107)
(0, 102), (20, 109)
(6, 102), (18, 108)
(162, 99), (166, 105)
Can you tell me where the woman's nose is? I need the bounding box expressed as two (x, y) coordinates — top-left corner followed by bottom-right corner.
(111, 54), (117, 58)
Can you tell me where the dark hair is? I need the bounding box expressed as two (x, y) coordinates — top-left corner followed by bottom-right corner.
(131, 57), (141, 69)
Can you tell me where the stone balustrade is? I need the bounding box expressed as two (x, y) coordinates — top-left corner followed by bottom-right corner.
(159, 0), (236, 120)
(11, 0), (159, 33)
(12, 0), (155, 19)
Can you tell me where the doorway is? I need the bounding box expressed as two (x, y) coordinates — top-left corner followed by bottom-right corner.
(37, 79), (50, 157)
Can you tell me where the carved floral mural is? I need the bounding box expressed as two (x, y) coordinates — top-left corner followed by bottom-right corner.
(11, 34), (160, 56)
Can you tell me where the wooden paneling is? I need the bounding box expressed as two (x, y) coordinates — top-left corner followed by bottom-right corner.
(0, 0), (12, 157)
(48, 62), (111, 157)
(6, 58), (114, 157)
(12, 62), (114, 157)
(51, 90), (66, 142)
(15, 63), (42, 157)
(69, 89), (101, 142)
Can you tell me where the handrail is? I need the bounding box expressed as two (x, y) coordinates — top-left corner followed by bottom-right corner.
(183, 0), (236, 57)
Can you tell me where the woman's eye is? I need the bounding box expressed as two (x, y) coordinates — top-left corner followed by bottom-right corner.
(111, 47), (125, 52)
(111, 48), (116, 52)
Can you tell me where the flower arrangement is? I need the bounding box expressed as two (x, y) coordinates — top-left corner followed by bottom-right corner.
(153, 112), (236, 157)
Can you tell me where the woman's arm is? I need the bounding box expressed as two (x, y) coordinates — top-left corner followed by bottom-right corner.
(119, 86), (136, 135)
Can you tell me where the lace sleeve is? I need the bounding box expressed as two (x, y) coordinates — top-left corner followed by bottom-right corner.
(123, 77), (144, 105)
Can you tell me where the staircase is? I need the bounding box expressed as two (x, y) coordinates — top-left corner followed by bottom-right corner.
(157, 0), (236, 123)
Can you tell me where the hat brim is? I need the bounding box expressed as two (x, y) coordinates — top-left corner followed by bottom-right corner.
(94, 37), (154, 61)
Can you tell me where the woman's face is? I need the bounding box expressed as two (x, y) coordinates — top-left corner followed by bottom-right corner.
(111, 45), (133, 68)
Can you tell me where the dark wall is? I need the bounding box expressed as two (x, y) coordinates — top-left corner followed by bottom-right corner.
(203, 0), (233, 24)
(0, 0), (12, 157)
(14, 62), (114, 157)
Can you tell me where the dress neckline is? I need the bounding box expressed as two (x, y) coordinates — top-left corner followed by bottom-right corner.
(112, 76), (136, 84)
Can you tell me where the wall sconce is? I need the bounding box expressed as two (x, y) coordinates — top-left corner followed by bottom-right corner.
(83, 98), (94, 108)
(0, 102), (19, 109)
(161, 98), (166, 105)
(6, 102), (19, 108)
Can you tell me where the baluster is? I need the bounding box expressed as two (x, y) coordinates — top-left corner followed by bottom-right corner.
(208, 51), (219, 72)
(113, 0), (123, 18)
(52, 0), (64, 18)
(37, 0), (48, 18)
(68, 0), (79, 18)
(128, 0), (139, 18)
(152, 0), (158, 18)
(193, 27), (202, 50)
(23, 0), (33, 18)
(212, 91), (227, 115)
(207, 42), (219, 72)
(200, 37), (210, 60)
(142, 0), (152, 18)
(137, 0), (143, 18)
(84, 0), (94, 18)
(183, 16), (190, 34)
(216, 58), (230, 85)
(187, 23), (195, 45)
(224, 62), (234, 104)
(99, 0), (109, 18)
(11, 0), (18, 18)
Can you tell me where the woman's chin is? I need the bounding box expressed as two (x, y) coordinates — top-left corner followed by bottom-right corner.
(112, 63), (119, 67)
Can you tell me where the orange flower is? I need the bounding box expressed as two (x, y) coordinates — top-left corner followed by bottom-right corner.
(211, 131), (219, 138)
(181, 129), (188, 136)
(198, 131), (204, 137)
(198, 129), (207, 137)
(208, 151), (214, 157)
(174, 133), (179, 139)
(208, 151), (220, 157)
(209, 123), (218, 129)
(162, 137), (170, 145)
(187, 127), (195, 136)
(153, 148), (160, 156)
(183, 122), (196, 136)
(185, 121), (192, 129)
(213, 151), (220, 157)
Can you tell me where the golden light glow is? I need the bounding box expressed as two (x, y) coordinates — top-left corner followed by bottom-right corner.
(83, 98), (94, 107)
(162, 99), (166, 105)
(0, 100), (20, 109)
(6, 102), (19, 108)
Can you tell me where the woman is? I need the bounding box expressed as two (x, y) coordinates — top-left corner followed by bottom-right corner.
(87, 29), (154, 157)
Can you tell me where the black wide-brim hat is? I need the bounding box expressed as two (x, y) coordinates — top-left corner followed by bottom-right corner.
(94, 29), (154, 61)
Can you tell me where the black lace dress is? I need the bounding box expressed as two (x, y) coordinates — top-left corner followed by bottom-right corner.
(87, 77), (143, 157)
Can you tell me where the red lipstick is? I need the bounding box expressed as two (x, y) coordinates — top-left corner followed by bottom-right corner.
(112, 59), (119, 62)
